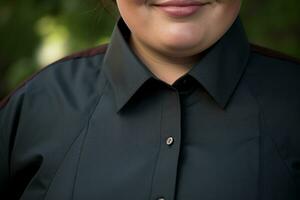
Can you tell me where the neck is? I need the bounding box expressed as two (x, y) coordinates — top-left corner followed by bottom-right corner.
(129, 35), (203, 85)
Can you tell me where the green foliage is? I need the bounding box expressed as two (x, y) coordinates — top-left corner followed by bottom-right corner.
(240, 0), (300, 59)
(0, 0), (299, 98)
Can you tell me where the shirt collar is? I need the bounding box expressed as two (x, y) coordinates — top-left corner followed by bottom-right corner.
(102, 16), (250, 113)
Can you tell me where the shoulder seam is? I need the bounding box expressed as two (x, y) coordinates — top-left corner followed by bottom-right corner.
(250, 43), (300, 65)
(53, 43), (108, 64)
(0, 44), (108, 109)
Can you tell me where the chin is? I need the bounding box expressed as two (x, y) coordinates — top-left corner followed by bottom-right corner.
(159, 28), (205, 48)
(158, 43), (202, 58)
(162, 37), (202, 51)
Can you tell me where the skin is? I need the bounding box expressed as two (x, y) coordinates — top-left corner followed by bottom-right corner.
(115, 0), (241, 85)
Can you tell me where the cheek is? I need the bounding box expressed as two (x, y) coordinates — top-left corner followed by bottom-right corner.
(116, 0), (148, 20)
(134, 0), (146, 5)
(116, 0), (145, 8)
(217, 0), (240, 3)
(117, 1), (152, 32)
(220, 0), (241, 11)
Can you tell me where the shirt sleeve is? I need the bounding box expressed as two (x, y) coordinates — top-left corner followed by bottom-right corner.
(0, 88), (26, 196)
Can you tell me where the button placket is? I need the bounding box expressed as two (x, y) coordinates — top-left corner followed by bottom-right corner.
(150, 89), (182, 200)
(172, 75), (196, 96)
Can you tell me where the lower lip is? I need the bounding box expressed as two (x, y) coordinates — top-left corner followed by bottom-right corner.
(155, 5), (205, 17)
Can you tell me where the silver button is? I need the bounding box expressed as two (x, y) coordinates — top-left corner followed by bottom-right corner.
(157, 197), (165, 200)
(166, 137), (174, 146)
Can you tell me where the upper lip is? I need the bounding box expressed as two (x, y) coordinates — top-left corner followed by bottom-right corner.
(153, 0), (209, 6)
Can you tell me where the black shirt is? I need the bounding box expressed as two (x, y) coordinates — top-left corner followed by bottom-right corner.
(0, 16), (300, 200)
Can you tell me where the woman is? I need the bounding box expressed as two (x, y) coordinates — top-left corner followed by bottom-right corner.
(0, 0), (299, 199)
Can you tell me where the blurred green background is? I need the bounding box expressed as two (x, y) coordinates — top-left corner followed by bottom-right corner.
(0, 0), (299, 99)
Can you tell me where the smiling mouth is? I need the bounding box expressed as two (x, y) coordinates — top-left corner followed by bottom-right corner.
(152, 1), (210, 17)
